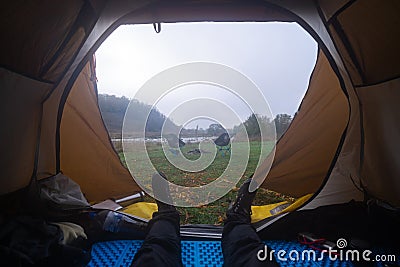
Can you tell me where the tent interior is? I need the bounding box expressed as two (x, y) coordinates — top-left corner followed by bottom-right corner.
(1, 0), (399, 265)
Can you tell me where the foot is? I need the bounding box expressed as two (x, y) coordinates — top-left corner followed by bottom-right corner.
(152, 172), (175, 212)
(227, 177), (257, 221)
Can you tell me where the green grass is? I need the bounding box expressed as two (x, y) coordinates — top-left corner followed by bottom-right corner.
(116, 140), (294, 225)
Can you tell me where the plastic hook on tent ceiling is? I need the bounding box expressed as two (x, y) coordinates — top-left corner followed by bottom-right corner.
(153, 22), (161, 33)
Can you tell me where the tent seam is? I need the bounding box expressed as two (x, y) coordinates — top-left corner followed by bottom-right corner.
(326, 0), (357, 25)
(0, 65), (54, 84)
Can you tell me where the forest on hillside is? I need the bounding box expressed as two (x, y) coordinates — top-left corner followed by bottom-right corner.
(98, 94), (292, 139)
(98, 94), (178, 137)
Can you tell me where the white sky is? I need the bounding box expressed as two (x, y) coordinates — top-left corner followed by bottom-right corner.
(95, 22), (317, 128)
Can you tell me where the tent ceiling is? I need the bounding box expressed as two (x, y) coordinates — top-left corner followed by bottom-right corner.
(327, 0), (400, 86)
(1, 1), (84, 82)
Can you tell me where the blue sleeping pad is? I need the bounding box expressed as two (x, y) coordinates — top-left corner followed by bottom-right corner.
(87, 240), (396, 267)
(87, 240), (224, 267)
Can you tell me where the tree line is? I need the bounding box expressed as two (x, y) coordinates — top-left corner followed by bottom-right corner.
(232, 113), (292, 141)
(98, 94), (293, 140)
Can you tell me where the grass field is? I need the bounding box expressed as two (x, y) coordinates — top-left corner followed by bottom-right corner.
(116, 140), (294, 225)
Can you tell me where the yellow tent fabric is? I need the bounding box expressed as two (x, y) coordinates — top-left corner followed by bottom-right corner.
(123, 202), (158, 221)
(60, 60), (140, 202)
(251, 202), (289, 223)
(251, 194), (313, 223)
(121, 194), (313, 223)
(261, 50), (349, 197)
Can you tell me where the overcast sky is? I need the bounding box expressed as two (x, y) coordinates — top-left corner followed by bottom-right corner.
(95, 22), (317, 128)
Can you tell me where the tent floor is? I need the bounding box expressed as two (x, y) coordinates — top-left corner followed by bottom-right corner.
(87, 239), (398, 267)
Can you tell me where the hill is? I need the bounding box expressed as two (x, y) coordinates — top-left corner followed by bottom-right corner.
(98, 94), (178, 138)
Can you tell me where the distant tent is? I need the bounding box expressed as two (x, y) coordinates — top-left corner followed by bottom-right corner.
(1, 0), (399, 239)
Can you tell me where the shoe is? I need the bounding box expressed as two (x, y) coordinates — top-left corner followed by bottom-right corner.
(152, 172), (175, 212)
(227, 177), (257, 220)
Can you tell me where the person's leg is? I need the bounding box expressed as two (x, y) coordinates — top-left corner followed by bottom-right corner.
(222, 178), (279, 267)
(130, 208), (182, 267)
(130, 173), (183, 267)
